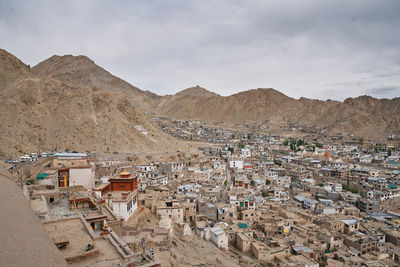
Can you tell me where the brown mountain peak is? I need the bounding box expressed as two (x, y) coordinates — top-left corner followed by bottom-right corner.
(0, 49), (31, 82)
(176, 85), (219, 98)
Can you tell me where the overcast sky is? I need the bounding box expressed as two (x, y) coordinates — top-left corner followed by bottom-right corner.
(1, 0), (400, 100)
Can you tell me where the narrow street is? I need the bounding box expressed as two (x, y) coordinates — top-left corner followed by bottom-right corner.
(219, 163), (231, 203)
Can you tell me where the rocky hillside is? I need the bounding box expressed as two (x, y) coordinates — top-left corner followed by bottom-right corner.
(155, 87), (400, 137)
(1, 49), (399, 158)
(32, 54), (161, 111)
(0, 49), (188, 158)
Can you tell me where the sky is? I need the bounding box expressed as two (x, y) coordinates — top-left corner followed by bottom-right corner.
(1, 0), (400, 100)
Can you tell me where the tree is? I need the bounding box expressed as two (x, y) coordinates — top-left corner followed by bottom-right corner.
(284, 140), (289, 146)
(296, 139), (304, 146)
(265, 179), (271, 185)
(262, 192), (269, 198)
(228, 147), (234, 154)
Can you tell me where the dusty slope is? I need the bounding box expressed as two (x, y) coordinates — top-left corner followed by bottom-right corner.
(0, 50), (189, 158)
(156, 87), (400, 137)
(0, 167), (66, 266)
(3, 49), (399, 149)
(32, 54), (160, 111)
(31, 52), (400, 138)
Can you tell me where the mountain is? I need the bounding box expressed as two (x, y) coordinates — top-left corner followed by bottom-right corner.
(32, 54), (160, 111)
(0, 49), (31, 82)
(174, 85), (219, 98)
(155, 87), (400, 137)
(0, 50), (188, 158)
(1, 49), (399, 158)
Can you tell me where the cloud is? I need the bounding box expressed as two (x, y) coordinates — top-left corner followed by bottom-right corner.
(366, 86), (400, 97)
(1, 0), (400, 100)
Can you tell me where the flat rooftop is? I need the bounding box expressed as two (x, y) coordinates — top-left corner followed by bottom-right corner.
(43, 217), (122, 266)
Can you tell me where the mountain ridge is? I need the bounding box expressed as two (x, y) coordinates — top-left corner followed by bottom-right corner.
(0, 49), (189, 158)
(1, 49), (399, 158)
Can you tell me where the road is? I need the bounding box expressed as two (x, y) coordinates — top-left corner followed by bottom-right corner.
(218, 163), (232, 203)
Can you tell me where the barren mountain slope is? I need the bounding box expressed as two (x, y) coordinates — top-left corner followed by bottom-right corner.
(156, 87), (400, 137)
(0, 50), (188, 158)
(32, 55), (160, 111)
(0, 48), (31, 82)
(2, 49), (399, 149)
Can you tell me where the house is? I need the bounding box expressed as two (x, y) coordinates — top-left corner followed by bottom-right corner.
(108, 191), (138, 221)
(156, 200), (183, 224)
(340, 219), (359, 235)
(303, 198), (319, 211)
(251, 241), (290, 263)
(51, 154), (95, 189)
(241, 148), (251, 158)
(229, 159), (244, 170)
(197, 200), (217, 221)
(234, 175), (250, 189)
(209, 226), (228, 249)
(149, 175), (168, 186)
(181, 202), (196, 223)
(236, 232), (252, 252)
(344, 234), (377, 255)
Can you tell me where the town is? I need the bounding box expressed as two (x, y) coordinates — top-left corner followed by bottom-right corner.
(5, 119), (400, 267)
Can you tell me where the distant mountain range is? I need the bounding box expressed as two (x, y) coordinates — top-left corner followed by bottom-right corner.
(1, 49), (399, 156)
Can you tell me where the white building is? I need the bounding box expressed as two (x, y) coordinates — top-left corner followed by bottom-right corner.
(209, 226), (228, 249)
(110, 191), (138, 221)
(150, 175), (168, 185)
(303, 198), (318, 211)
(229, 159), (244, 170)
(241, 148), (251, 158)
(177, 183), (199, 194)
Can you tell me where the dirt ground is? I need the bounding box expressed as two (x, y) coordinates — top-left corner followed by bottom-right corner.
(0, 167), (67, 266)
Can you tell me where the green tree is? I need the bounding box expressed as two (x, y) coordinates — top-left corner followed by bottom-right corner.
(262, 192), (269, 198)
(284, 140), (289, 146)
(265, 179), (271, 185)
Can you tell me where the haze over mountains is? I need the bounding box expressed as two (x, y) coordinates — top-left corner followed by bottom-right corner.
(1, 49), (399, 156)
